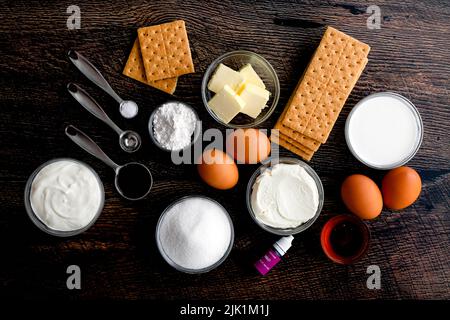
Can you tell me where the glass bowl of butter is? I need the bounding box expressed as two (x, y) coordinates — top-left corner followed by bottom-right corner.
(246, 157), (324, 235)
(202, 50), (280, 128)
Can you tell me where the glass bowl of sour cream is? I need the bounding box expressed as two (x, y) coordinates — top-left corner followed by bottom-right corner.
(246, 157), (324, 236)
(24, 158), (104, 237)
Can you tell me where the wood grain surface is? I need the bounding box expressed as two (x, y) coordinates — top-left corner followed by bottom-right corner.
(0, 0), (449, 300)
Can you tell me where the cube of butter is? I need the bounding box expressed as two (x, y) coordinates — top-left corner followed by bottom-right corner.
(237, 82), (270, 118)
(208, 85), (246, 124)
(239, 64), (266, 89)
(207, 63), (244, 94)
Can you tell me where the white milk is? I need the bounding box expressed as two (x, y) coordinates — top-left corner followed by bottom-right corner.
(346, 93), (422, 169)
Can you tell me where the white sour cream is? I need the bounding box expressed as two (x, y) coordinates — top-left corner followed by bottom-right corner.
(30, 160), (103, 231)
(251, 163), (319, 229)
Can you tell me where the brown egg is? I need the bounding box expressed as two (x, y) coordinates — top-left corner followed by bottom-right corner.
(197, 148), (239, 190)
(382, 167), (422, 210)
(226, 129), (271, 164)
(341, 174), (383, 220)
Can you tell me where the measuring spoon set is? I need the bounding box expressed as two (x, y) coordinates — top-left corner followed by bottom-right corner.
(67, 50), (152, 200)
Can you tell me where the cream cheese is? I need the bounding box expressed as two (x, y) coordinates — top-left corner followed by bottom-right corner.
(251, 163), (319, 229)
(30, 160), (103, 231)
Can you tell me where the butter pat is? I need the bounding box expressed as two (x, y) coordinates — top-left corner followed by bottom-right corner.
(207, 63), (244, 94)
(239, 64), (266, 89)
(208, 85), (246, 124)
(238, 82), (270, 118)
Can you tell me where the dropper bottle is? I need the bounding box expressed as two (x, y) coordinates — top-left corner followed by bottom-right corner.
(254, 235), (294, 275)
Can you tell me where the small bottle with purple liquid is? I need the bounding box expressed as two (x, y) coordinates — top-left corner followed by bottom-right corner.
(254, 235), (294, 276)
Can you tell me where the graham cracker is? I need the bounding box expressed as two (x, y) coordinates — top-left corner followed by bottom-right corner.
(271, 127), (314, 161)
(276, 135), (314, 162)
(122, 39), (178, 94)
(282, 26), (370, 144)
(275, 124), (321, 152)
(328, 36), (369, 92)
(302, 89), (350, 142)
(281, 74), (327, 134)
(161, 20), (195, 76)
(271, 130), (316, 154)
(304, 49), (369, 143)
(138, 20), (194, 81)
(302, 27), (350, 83)
(273, 107), (321, 152)
(304, 57), (368, 142)
(282, 27), (349, 133)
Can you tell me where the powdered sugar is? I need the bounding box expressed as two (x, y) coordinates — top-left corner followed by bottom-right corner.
(152, 102), (197, 151)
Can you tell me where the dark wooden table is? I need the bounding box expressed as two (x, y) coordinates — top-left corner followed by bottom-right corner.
(1, 0), (449, 300)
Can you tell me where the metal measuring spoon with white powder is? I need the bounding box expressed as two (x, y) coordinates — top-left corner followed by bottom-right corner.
(68, 50), (139, 119)
(67, 83), (142, 153)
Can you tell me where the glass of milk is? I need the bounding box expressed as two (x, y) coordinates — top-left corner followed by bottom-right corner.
(345, 92), (423, 170)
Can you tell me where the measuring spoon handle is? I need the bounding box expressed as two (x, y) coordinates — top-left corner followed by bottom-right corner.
(67, 83), (123, 135)
(68, 50), (123, 104)
(65, 125), (120, 171)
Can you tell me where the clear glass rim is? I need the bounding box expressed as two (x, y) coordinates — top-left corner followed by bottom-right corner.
(114, 161), (153, 201)
(148, 100), (202, 152)
(155, 195), (235, 274)
(320, 214), (371, 265)
(246, 157), (324, 236)
(201, 50), (280, 129)
(24, 158), (105, 237)
(345, 92), (424, 170)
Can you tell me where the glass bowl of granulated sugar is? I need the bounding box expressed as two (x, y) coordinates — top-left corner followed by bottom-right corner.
(156, 195), (235, 274)
(149, 101), (201, 152)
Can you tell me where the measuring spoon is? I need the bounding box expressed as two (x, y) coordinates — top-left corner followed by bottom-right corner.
(68, 50), (139, 119)
(67, 83), (141, 153)
(65, 125), (152, 201)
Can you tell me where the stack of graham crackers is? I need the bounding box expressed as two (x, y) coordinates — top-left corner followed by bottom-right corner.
(122, 20), (195, 95)
(271, 26), (370, 161)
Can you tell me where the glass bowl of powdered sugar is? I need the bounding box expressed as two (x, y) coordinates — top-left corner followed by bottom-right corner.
(149, 101), (201, 152)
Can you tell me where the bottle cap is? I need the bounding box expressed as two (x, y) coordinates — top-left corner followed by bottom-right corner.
(273, 235), (294, 255)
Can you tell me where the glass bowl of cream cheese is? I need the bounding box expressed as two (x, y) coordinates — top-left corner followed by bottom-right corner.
(24, 158), (104, 237)
(246, 157), (324, 235)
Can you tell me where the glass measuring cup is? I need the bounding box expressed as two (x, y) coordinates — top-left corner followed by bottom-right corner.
(65, 125), (152, 201)
(67, 83), (141, 153)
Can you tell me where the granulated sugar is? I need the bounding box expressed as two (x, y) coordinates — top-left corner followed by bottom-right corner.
(158, 197), (232, 270)
(152, 102), (197, 151)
